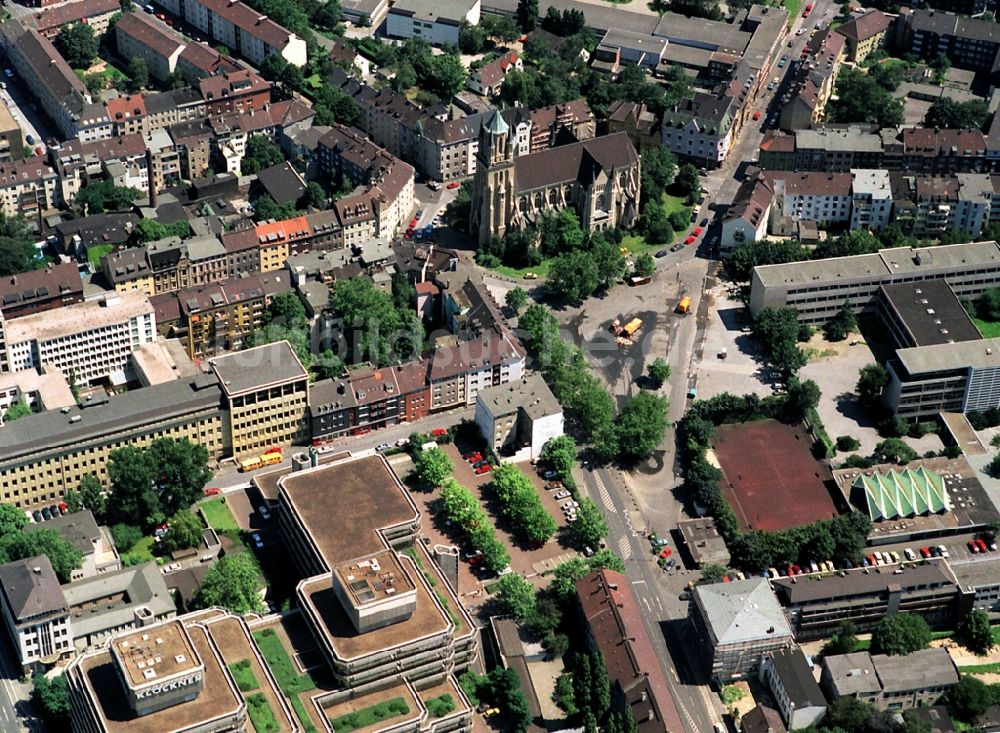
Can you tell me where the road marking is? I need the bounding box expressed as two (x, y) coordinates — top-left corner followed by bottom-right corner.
(594, 474), (617, 513)
(618, 535), (633, 560)
(643, 597), (652, 612)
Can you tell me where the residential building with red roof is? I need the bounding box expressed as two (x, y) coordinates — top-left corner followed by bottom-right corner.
(34, 0), (120, 38)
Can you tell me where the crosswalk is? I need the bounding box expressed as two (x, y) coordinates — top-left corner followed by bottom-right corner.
(618, 535), (632, 560)
(594, 473), (616, 513)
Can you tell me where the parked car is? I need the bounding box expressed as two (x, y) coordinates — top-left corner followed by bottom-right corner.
(474, 464), (491, 475)
(375, 442), (391, 452)
(904, 548), (916, 561)
(466, 452), (482, 464)
(890, 550), (901, 563)
(396, 438), (409, 447)
(32, 510), (41, 522)
(252, 533), (264, 549)
(464, 550), (483, 565)
(752, 111), (762, 120)
(969, 539), (979, 553)
(655, 249), (668, 258)
(670, 242), (684, 252)
(259, 504), (270, 520)
(554, 490), (571, 499)
(447, 181), (460, 189)
(937, 544), (950, 558)
(977, 538), (989, 552)
(684, 235), (696, 245)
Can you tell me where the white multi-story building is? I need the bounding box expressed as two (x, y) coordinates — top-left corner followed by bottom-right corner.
(386, 0), (480, 46)
(955, 173), (993, 238)
(770, 171), (852, 229)
(475, 374), (564, 460)
(0, 292), (156, 386)
(850, 169), (893, 232)
(155, 0), (307, 67)
(0, 556), (73, 673)
(661, 92), (739, 167)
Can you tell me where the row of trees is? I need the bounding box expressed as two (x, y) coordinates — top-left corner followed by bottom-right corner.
(440, 479), (511, 572)
(491, 465), (558, 546)
(539, 436), (609, 549)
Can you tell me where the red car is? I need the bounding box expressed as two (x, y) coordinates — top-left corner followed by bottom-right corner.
(968, 540), (979, 553)
(658, 548), (672, 558)
(474, 464), (492, 474)
(447, 181), (460, 189)
(467, 452), (482, 464)
(432, 428), (447, 437)
(684, 235), (696, 245)
(204, 487), (221, 497)
(977, 538), (989, 552)
(693, 227), (703, 236)
(752, 111), (761, 121)
(409, 218), (418, 229)
(919, 547), (931, 558)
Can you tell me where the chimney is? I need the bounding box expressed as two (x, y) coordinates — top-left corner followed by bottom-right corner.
(145, 149), (157, 208)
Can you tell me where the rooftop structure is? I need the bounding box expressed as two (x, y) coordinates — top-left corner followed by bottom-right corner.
(879, 280), (982, 348)
(677, 518), (731, 569)
(852, 466), (950, 521)
(210, 340), (308, 398)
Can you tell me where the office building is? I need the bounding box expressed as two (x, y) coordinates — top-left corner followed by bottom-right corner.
(821, 648), (959, 710)
(759, 647), (826, 730)
(749, 240), (1000, 324)
(210, 340), (310, 457)
(474, 374), (564, 460)
(693, 577), (794, 682)
(0, 556), (73, 672)
(24, 511), (120, 582)
(576, 569), (683, 733)
(277, 455), (479, 688)
(385, 0), (481, 46)
(0, 292), (156, 387)
(770, 560), (962, 640)
(0, 373), (224, 508)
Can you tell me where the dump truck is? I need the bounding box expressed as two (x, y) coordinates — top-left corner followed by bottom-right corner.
(622, 318), (642, 337)
(676, 296), (692, 314)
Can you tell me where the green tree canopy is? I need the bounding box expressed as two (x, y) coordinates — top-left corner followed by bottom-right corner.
(2, 399), (31, 422)
(505, 287), (528, 313)
(856, 364), (889, 412)
(614, 392), (668, 463)
(540, 435), (576, 476)
(413, 447), (454, 487)
(647, 358), (671, 388)
(828, 67), (904, 127)
(76, 181), (141, 215)
(132, 218), (193, 244)
(491, 464), (557, 545)
(329, 277), (423, 366)
(56, 23), (98, 68)
(634, 252), (655, 278)
(870, 613), (931, 656)
(2, 529), (83, 582)
(128, 56), (149, 90)
(548, 250), (599, 303)
(924, 97), (990, 130)
(194, 552), (263, 613)
(0, 213), (41, 277)
(161, 510), (205, 554)
(241, 137), (285, 176)
(960, 608), (993, 655)
(946, 675), (994, 722)
(32, 674), (70, 727)
(569, 498), (607, 549)
(494, 572), (536, 621)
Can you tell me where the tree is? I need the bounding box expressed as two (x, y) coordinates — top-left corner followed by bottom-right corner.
(538, 209), (586, 256)
(2, 529), (83, 582)
(856, 364), (889, 412)
(947, 675), (994, 722)
(482, 14), (520, 44)
(541, 435), (576, 476)
(836, 435), (861, 452)
(262, 291), (307, 327)
(960, 609), (993, 655)
(245, 322), (310, 366)
(313, 0), (342, 29)
(634, 252), (655, 278)
(924, 97), (989, 130)
(329, 277), (422, 366)
(823, 620), (859, 655)
(106, 446), (159, 526)
(75, 473), (107, 519)
(505, 287), (528, 314)
(647, 358), (671, 388)
(148, 438), (212, 518)
(989, 452), (1000, 479)
(548, 250), (599, 303)
(56, 23), (98, 68)
(614, 392), (668, 463)
(516, 0), (538, 31)
(132, 218), (193, 244)
(673, 164), (700, 201)
(728, 240), (809, 282)
(426, 54), (467, 99)
(241, 136), (284, 176)
(75, 180), (141, 214)
(0, 503), (27, 537)
(870, 613), (931, 656)
(127, 56), (149, 90)
(31, 674), (70, 727)
(569, 498), (607, 549)
(640, 146), (677, 204)
(194, 552), (263, 613)
(303, 181), (327, 209)
(111, 523), (143, 551)
(753, 307), (807, 375)
(458, 21), (487, 53)
(486, 666), (532, 733)
(0, 213), (40, 277)
(495, 573), (536, 621)
(823, 304), (857, 342)
(591, 235), (627, 285)
(414, 447), (454, 487)
(161, 510), (205, 554)
(491, 464), (557, 545)
(1, 397), (30, 423)
(874, 438), (918, 465)
(828, 68), (904, 127)
(639, 202), (672, 245)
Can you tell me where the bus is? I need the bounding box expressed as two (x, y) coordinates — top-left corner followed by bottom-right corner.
(238, 449), (283, 472)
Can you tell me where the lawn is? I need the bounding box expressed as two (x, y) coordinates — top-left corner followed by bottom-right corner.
(87, 244), (113, 271)
(974, 318), (1000, 338)
(783, 0), (802, 22)
(121, 535), (158, 567)
(247, 693), (281, 733)
(424, 694), (456, 719)
(228, 660), (260, 693)
(329, 697), (410, 733)
(253, 628), (318, 732)
(200, 498), (241, 532)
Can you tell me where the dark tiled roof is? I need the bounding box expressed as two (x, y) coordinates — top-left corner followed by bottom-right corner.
(255, 161), (306, 205)
(0, 556), (66, 621)
(836, 10), (892, 43)
(35, 0), (119, 33)
(0, 262), (83, 311)
(514, 132), (638, 193)
(24, 510), (101, 555)
(114, 10), (184, 58)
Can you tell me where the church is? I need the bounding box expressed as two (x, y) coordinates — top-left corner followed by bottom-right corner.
(470, 110), (642, 247)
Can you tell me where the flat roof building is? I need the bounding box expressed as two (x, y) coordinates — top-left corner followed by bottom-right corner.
(693, 577), (793, 682)
(677, 518), (731, 569)
(821, 648), (959, 710)
(879, 280), (982, 349)
(474, 374), (564, 460)
(24, 510), (120, 581)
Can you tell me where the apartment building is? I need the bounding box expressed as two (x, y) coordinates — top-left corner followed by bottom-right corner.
(759, 648), (826, 730)
(721, 174), (773, 256)
(661, 91), (740, 167)
(0, 373), (224, 507)
(467, 51), (522, 96)
(278, 455), (478, 688)
(577, 569), (683, 733)
(0, 556), (72, 672)
(114, 11), (185, 82)
(779, 30), (845, 132)
(950, 557), (1000, 617)
(385, 0), (480, 46)
(34, 0), (120, 39)
(24, 510), (120, 582)
(769, 171), (853, 231)
(850, 169), (893, 232)
(155, 0), (307, 67)
(749, 240), (1000, 324)
(822, 648), (960, 711)
(835, 10), (893, 62)
(693, 578), (794, 682)
(770, 560), (962, 639)
(0, 292), (155, 387)
(474, 374), (564, 460)
(177, 271), (293, 359)
(0, 22), (89, 139)
(0, 263), (84, 320)
(210, 340), (310, 457)
(198, 70), (270, 115)
(0, 98), (22, 164)
(428, 326), (526, 411)
(0, 159), (60, 219)
(900, 9), (1000, 74)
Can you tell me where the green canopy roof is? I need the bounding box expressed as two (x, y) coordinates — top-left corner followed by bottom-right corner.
(853, 466), (950, 522)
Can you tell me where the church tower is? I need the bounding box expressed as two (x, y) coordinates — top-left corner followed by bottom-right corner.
(471, 110), (515, 247)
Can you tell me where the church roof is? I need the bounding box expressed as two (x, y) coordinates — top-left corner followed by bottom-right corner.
(513, 132), (637, 193)
(483, 109), (509, 136)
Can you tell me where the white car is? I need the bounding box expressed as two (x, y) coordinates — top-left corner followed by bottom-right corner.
(904, 548), (916, 561)
(937, 544), (950, 558)
(251, 532), (264, 549)
(553, 490), (571, 500)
